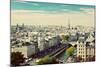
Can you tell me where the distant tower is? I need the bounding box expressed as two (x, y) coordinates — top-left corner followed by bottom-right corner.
(68, 18), (70, 30)
(16, 24), (19, 28)
(22, 23), (25, 29)
(16, 24), (19, 32)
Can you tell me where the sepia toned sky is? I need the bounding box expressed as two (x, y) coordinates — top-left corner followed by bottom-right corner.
(11, 0), (95, 27)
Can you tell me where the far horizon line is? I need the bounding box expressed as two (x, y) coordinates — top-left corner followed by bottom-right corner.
(11, 24), (95, 27)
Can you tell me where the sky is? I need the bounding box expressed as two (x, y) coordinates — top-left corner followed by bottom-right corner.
(11, 0), (95, 27)
(16, 0), (96, 5)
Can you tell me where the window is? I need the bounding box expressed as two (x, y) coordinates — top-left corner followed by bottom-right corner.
(81, 52), (82, 54)
(79, 52), (80, 54)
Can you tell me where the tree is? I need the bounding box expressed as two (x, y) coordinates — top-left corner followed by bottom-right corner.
(61, 35), (69, 41)
(11, 52), (26, 66)
(68, 44), (72, 48)
(74, 44), (77, 48)
(67, 46), (75, 56)
(36, 56), (59, 65)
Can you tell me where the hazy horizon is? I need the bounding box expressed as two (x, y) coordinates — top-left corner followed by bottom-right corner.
(11, 0), (95, 27)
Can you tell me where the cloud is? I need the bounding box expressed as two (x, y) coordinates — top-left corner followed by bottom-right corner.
(13, 0), (39, 6)
(11, 10), (46, 13)
(11, 10), (60, 14)
(32, 3), (39, 6)
(80, 8), (95, 14)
